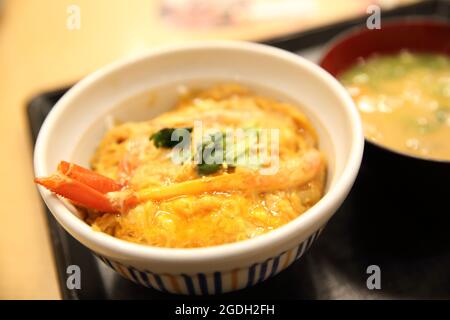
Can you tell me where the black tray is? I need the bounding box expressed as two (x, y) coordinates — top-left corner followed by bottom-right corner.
(28, 0), (450, 300)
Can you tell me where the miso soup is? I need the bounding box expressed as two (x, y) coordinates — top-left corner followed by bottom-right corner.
(339, 51), (450, 161)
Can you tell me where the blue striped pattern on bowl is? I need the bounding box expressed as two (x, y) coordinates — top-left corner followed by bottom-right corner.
(95, 227), (324, 295)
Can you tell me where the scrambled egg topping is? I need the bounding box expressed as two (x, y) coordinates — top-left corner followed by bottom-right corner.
(87, 84), (326, 248)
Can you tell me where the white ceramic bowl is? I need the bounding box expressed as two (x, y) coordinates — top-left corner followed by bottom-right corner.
(34, 41), (363, 295)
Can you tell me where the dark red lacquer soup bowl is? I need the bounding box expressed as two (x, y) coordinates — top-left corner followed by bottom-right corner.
(319, 19), (450, 242)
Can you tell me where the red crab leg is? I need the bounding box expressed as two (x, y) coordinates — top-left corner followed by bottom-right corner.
(35, 174), (118, 213)
(35, 161), (123, 213)
(58, 161), (122, 193)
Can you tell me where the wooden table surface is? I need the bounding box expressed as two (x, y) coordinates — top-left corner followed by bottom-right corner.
(0, 0), (417, 299)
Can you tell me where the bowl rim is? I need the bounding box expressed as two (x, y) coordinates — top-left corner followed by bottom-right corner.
(319, 17), (450, 164)
(34, 40), (364, 264)
(319, 16), (450, 70)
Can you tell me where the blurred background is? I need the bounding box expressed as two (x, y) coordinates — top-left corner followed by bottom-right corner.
(0, 0), (426, 299)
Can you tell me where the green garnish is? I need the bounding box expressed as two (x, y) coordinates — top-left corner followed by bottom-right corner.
(196, 132), (227, 176)
(150, 127), (265, 176)
(197, 163), (222, 176)
(150, 127), (192, 148)
(196, 129), (263, 176)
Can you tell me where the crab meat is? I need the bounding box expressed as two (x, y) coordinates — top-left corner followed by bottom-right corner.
(35, 150), (323, 214)
(35, 161), (122, 213)
(136, 149), (324, 201)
